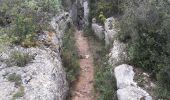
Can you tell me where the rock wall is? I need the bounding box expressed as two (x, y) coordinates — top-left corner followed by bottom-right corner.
(108, 39), (153, 100)
(0, 12), (71, 100)
(62, 0), (89, 27)
(107, 24), (153, 100)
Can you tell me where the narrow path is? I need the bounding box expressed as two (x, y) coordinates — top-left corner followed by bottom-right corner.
(71, 30), (95, 100)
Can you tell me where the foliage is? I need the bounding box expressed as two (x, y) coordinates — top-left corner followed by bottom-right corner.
(98, 12), (106, 24)
(12, 86), (25, 100)
(61, 27), (80, 84)
(0, 0), (61, 47)
(95, 54), (117, 100)
(89, 0), (115, 25)
(9, 51), (33, 67)
(118, 0), (170, 99)
(7, 73), (22, 86)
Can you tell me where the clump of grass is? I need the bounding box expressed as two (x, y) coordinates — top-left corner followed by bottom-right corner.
(12, 86), (24, 100)
(7, 73), (22, 86)
(9, 51), (33, 67)
(94, 50), (117, 100)
(61, 26), (80, 84)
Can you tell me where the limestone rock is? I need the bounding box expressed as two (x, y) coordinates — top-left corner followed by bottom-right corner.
(114, 64), (137, 89)
(92, 18), (104, 40)
(104, 17), (119, 46)
(114, 64), (152, 100)
(117, 86), (152, 100)
(109, 40), (127, 66)
(0, 46), (68, 100)
(0, 12), (71, 100)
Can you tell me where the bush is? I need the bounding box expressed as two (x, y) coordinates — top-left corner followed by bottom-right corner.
(0, 0), (61, 47)
(12, 86), (25, 100)
(89, 0), (117, 25)
(118, 0), (170, 99)
(61, 27), (80, 84)
(9, 51), (33, 67)
(7, 73), (22, 86)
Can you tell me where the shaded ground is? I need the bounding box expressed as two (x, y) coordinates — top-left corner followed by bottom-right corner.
(70, 30), (95, 100)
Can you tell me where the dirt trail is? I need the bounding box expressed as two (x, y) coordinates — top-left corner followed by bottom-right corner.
(71, 30), (95, 100)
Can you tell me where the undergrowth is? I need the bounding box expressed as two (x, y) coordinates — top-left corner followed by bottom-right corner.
(61, 27), (80, 84)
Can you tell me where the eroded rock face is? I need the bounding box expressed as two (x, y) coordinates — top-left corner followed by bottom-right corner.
(0, 12), (71, 100)
(50, 12), (72, 47)
(114, 64), (152, 100)
(0, 47), (68, 100)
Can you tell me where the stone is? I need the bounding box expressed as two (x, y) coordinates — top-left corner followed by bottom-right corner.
(109, 40), (127, 66)
(83, 0), (89, 25)
(117, 86), (152, 100)
(92, 21), (104, 40)
(114, 64), (137, 89)
(104, 17), (118, 46)
(114, 64), (152, 100)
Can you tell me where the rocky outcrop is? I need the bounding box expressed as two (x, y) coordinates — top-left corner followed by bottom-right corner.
(91, 18), (104, 40)
(0, 12), (71, 100)
(62, 0), (89, 27)
(104, 17), (119, 46)
(0, 47), (68, 100)
(108, 37), (152, 100)
(109, 40), (152, 100)
(51, 12), (72, 47)
(109, 40), (127, 66)
(104, 17), (152, 99)
(114, 64), (152, 100)
(91, 17), (119, 46)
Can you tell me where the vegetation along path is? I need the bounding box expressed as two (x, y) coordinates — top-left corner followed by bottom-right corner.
(71, 30), (95, 100)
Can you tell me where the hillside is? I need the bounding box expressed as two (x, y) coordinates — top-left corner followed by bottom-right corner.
(0, 0), (169, 100)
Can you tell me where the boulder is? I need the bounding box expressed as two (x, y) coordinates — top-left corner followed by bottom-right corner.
(104, 17), (118, 46)
(92, 18), (104, 40)
(114, 64), (136, 89)
(114, 64), (152, 100)
(117, 86), (152, 100)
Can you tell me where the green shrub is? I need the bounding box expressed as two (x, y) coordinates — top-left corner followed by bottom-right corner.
(12, 86), (24, 100)
(0, 0), (61, 47)
(118, 0), (170, 99)
(7, 73), (22, 86)
(95, 55), (117, 100)
(61, 27), (80, 84)
(9, 51), (33, 67)
(89, 0), (117, 25)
